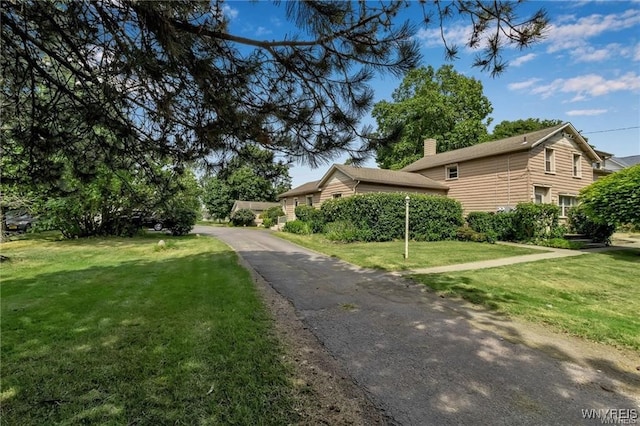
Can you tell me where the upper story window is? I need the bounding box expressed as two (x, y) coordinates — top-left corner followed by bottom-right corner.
(306, 196), (313, 206)
(545, 148), (555, 173)
(573, 153), (582, 178)
(332, 193), (342, 199)
(445, 164), (458, 180)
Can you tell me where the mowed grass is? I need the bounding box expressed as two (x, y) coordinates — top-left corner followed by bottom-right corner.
(413, 249), (640, 350)
(0, 234), (298, 424)
(276, 233), (546, 271)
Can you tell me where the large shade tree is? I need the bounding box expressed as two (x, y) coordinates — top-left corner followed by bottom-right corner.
(373, 65), (493, 170)
(201, 145), (291, 220)
(2, 0), (548, 187)
(489, 118), (563, 140)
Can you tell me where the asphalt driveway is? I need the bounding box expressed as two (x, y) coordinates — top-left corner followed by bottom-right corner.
(195, 226), (639, 425)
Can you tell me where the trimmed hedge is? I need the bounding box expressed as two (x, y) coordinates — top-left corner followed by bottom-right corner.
(465, 204), (563, 243)
(294, 205), (324, 233)
(512, 202), (560, 241)
(320, 193), (463, 242)
(466, 211), (514, 241)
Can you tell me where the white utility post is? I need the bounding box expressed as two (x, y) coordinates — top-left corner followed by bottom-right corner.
(404, 195), (410, 259)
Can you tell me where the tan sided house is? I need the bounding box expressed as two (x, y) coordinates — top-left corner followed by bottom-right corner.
(402, 123), (601, 218)
(230, 200), (281, 225)
(278, 164), (447, 220)
(279, 123), (604, 221)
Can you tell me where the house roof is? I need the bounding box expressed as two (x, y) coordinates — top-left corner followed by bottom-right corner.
(318, 164), (449, 190)
(231, 200), (281, 212)
(278, 180), (320, 198)
(401, 123), (600, 172)
(616, 155), (640, 166)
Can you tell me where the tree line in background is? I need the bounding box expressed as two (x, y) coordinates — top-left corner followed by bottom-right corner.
(371, 64), (563, 170)
(1, 1), (633, 240)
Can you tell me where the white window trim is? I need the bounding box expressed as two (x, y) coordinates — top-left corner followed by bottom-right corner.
(545, 148), (555, 174)
(445, 163), (459, 180)
(558, 195), (577, 217)
(573, 153), (582, 178)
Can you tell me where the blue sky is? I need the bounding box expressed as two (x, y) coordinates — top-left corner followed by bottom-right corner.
(222, 1), (640, 187)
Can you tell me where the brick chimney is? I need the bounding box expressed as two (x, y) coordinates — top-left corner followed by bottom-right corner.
(423, 138), (437, 157)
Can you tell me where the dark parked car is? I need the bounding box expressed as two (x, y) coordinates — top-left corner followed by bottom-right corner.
(4, 211), (36, 233)
(130, 211), (165, 231)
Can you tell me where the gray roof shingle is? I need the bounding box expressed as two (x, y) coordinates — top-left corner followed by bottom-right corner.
(327, 164), (448, 190)
(401, 124), (567, 172)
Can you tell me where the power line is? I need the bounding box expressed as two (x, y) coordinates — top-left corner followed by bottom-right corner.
(581, 126), (640, 135)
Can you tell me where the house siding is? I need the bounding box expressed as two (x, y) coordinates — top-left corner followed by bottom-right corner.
(529, 135), (594, 208)
(318, 171), (355, 204)
(282, 192), (321, 220)
(414, 134), (595, 215)
(417, 151), (530, 213)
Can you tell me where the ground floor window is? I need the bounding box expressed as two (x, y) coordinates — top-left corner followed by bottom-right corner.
(306, 196), (313, 206)
(534, 186), (550, 204)
(332, 193), (342, 199)
(559, 195), (577, 217)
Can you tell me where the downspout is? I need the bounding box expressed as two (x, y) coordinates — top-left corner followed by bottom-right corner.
(353, 180), (360, 195)
(507, 155), (511, 207)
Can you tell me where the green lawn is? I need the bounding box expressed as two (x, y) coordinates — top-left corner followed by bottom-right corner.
(413, 249), (640, 350)
(276, 233), (546, 271)
(0, 234), (299, 424)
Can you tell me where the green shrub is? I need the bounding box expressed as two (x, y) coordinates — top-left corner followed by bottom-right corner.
(456, 225), (493, 243)
(262, 206), (284, 224)
(568, 204), (616, 243)
(320, 193), (463, 242)
(466, 212), (493, 234)
(294, 205), (324, 233)
(491, 211), (516, 241)
(532, 238), (585, 250)
(324, 220), (372, 242)
(164, 206), (197, 236)
(262, 217), (275, 228)
(512, 203), (560, 241)
(230, 208), (256, 227)
(283, 219), (311, 235)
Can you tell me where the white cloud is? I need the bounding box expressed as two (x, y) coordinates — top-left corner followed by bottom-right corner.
(222, 4), (238, 20)
(545, 9), (640, 53)
(508, 78), (542, 91)
(530, 72), (640, 100)
(415, 24), (472, 49)
(635, 43), (640, 61)
(510, 53), (537, 67)
(566, 109), (608, 116)
(255, 26), (272, 36)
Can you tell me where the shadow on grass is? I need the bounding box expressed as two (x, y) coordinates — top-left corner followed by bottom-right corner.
(1, 250), (297, 425)
(418, 274), (516, 310)
(196, 226), (640, 426)
(588, 248), (640, 262)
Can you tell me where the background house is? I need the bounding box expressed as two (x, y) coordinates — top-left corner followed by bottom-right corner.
(230, 200), (281, 225)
